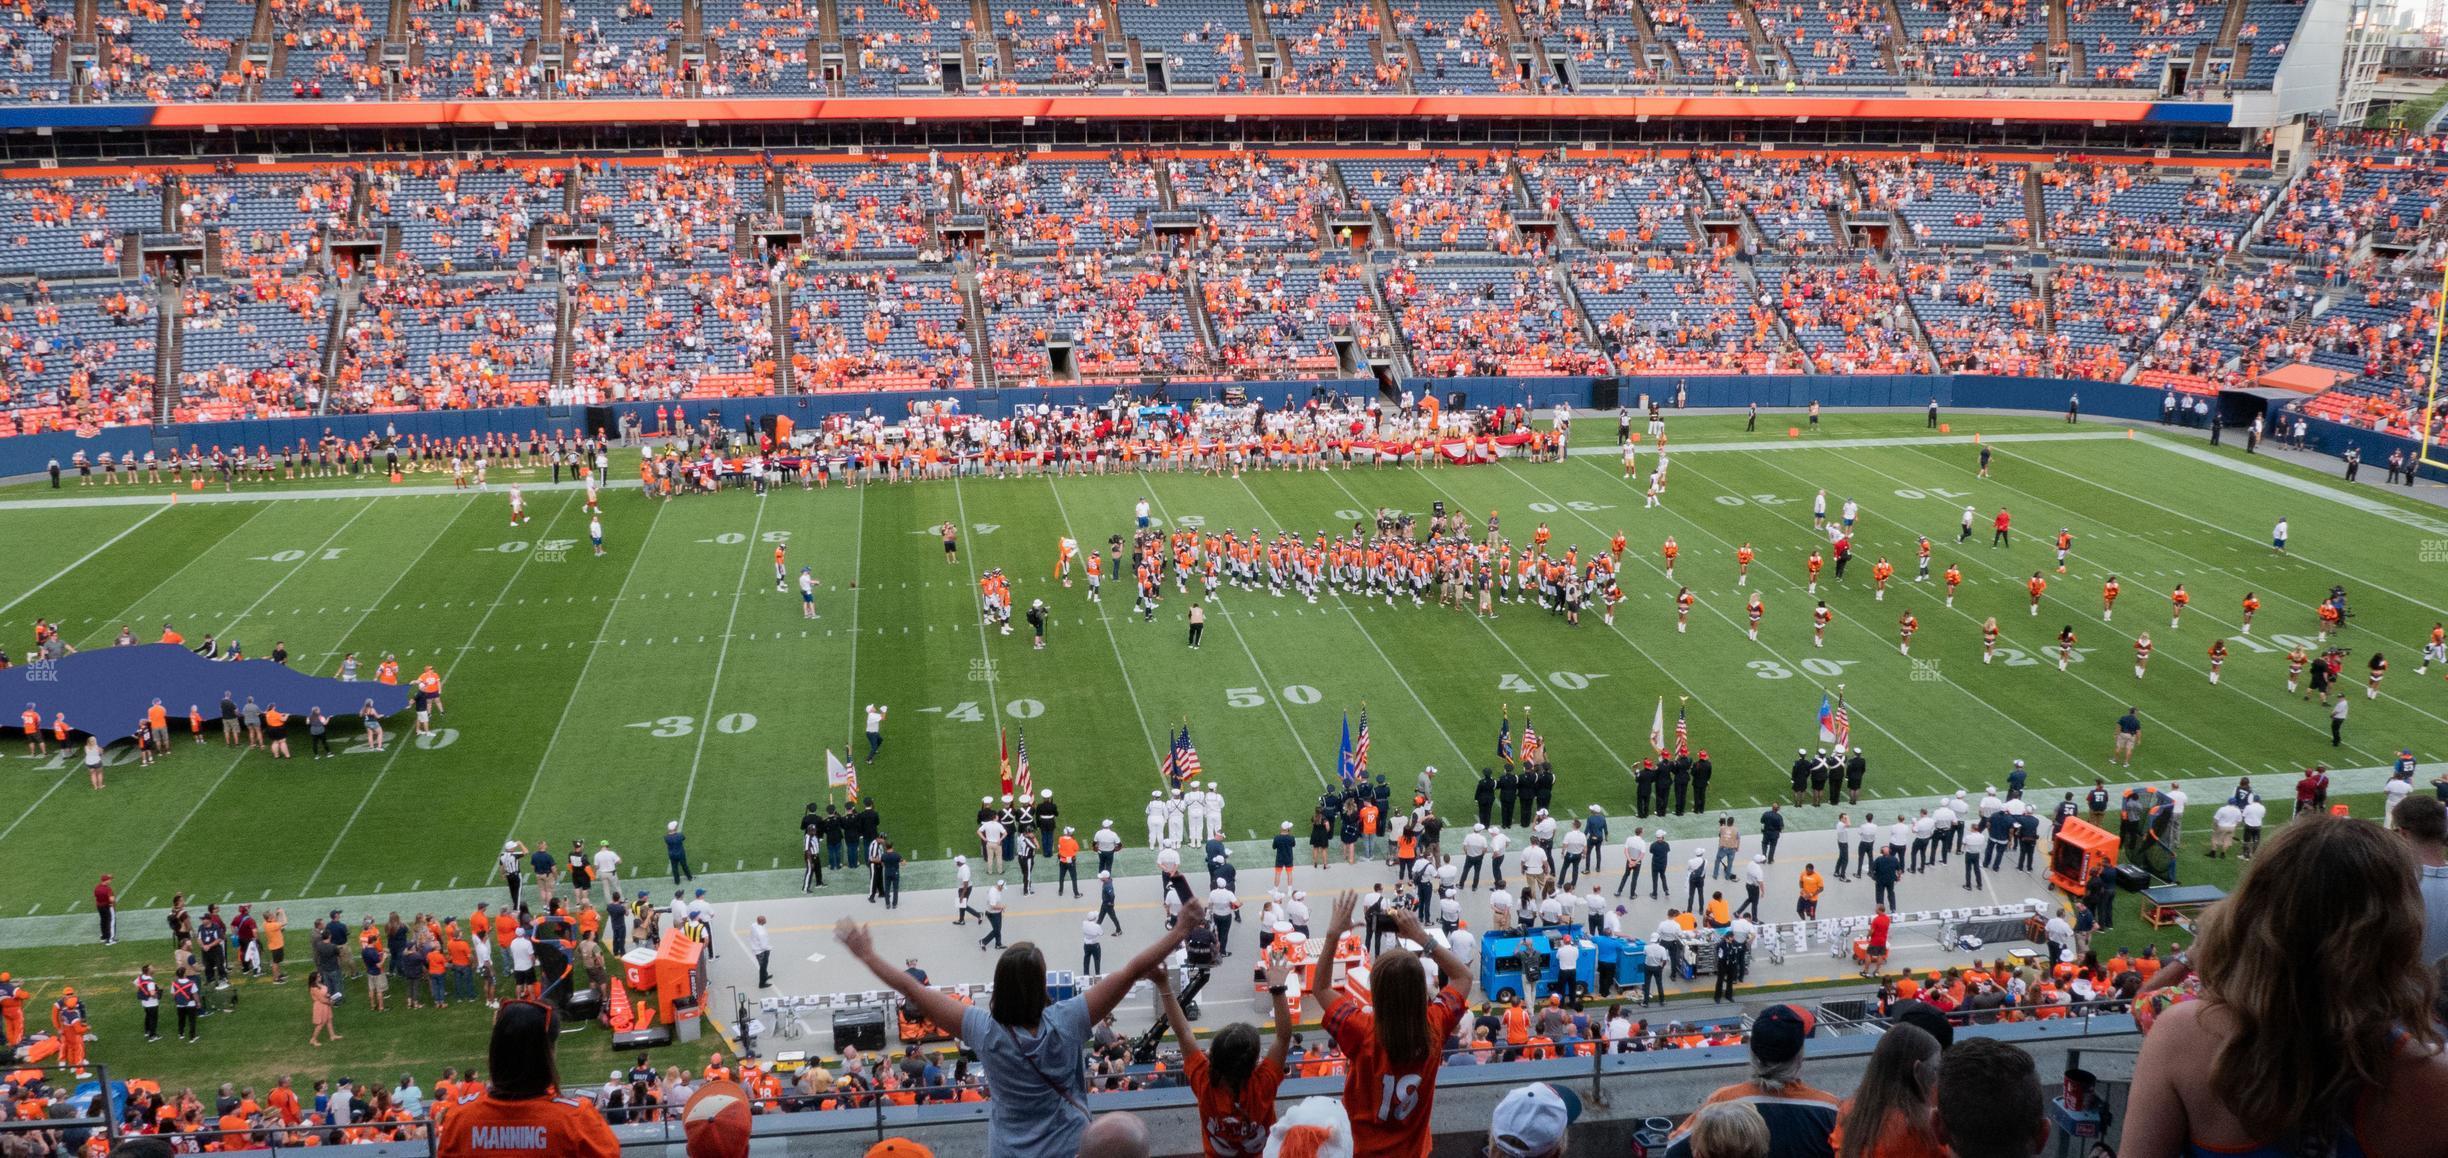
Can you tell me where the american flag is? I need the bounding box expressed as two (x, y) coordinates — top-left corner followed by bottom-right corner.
(1674, 705), (1689, 752)
(1521, 714), (1543, 762)
(1353, 708), (1371, 775)
(1013, 728), (1035, 798)
(1175, 725), (1204, 782)
(1830, 694), (1852, 750)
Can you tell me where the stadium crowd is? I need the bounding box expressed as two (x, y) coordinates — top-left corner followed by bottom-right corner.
(3, 138), (2445, 452)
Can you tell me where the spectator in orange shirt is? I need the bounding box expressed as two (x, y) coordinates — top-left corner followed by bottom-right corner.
(435, 1003), (618, 1158)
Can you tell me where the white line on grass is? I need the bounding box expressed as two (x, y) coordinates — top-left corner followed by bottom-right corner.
(842, 481), (867, 753)
(493, 495), (670, 854)
(292, 496), (536, 893)
(1141, 478), (1330, 785)
(947, 473), (1012, 775)
(67, 501), (280, 649)
(1040, 477), (1166, 770)
(0, 768), (72, 847)
(120, 748), (250, 897)
(1850, 445), (2411, 753)
(1660, 453), (2253, 776)
(675, 493), (769, 826)
(211, 498), (383, 642)
(2036, 437), (2448, 619)
(1301, 470), (1605, 771)
(0, 505), (167, 620)
(1511, 459), (1967, 786)
(1397, 477), (1790, 778)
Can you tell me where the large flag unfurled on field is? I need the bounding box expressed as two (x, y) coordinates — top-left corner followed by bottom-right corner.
(1674, 704), (1690, 753)
(1354, 707), (1371, 776)
(1337, 713), (1357, 785)
(999, 727), (1014, 796)
(1648, 698), (1667, 753)
(826, 749), (859, 801)
(1014, 728), (1035, 798)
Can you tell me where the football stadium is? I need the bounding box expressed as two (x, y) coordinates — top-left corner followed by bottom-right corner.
(1, 0), (2447, 1152)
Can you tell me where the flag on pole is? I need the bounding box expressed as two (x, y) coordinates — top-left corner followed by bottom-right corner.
(1159, 729), (1179, 787)
(1496, 712), (1513, 769)
(1176, 725), (1205, 783)
(1521, 710), (1543, 763)
(1014, 728), (1035, 799)
(998, 727), (1014, 796)
(1674, 704), (1689, 753)
(1337, 713), (1357, 785)
(1830, 691), (1852, 751)
(826, 748), (859, 801)
(1816, 694), (1839, 744)
(1647, 698), (1667, 753)
(1354, 707), (1371, 776)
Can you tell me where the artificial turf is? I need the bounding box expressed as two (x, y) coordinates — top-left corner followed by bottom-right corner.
(2, 410), (2443, 920)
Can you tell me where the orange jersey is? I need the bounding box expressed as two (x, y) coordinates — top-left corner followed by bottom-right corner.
(1677, 591), (1694, 612)
(1813, 608), (1832, 628)
(20, 710), (36, 735)
(2028, 577), (2047, 598)
(1899, 616), (1918, 635)
(2171, 590), (2190, 608)
(1944, 567), (1962, 588)
(2103, 582), (2120, 604)
(1872, 562), (1894, 583)
(2208, 643), (2227, 663)
(1324, 987), (1467, 1158)
(2243, 597), (2261, 615)
(1661, 542), (1678, 561)
(432, 1091), (618, 1158)
(1736, 547), (1754, 566)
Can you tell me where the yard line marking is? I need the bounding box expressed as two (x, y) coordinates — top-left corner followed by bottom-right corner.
(676, 494), (769, 827)
(842, 482), (871, 754)
(1040, 478), (1165, 769)
(1672, 453), (2255, 775)
(213, 498), (385, 642)
(2033, 437), (2448, 619)
(119, 748), (251, 897)
(944, 475), (1013, 775)
(0, 769), (72, 847)
(1526, 460), (1968, 785)
(313, 498), (496, 662)
(495, 497), (671, 860)
(1309, 469), (1619, 768)
(1858, 444), (2423, 749)
(0, 504), (168, 620)
(300, 491), (583, 894)
(68, 501), (280, 650)
(1142, 478), (1329, 784)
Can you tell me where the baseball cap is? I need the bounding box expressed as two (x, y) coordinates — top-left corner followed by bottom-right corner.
(1887, 999), (1955, 1049)
(681, 1080), (752, 1158)
(1486, 1082), (1582, 1158)
(1749, 1004), (1815, 1063)
(866, 1142), (935, 1158)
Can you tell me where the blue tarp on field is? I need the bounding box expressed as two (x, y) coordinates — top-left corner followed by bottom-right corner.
(2, 644), (413, 742)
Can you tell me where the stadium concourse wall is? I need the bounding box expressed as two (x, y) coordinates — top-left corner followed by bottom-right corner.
(4, 376), (2438, 482)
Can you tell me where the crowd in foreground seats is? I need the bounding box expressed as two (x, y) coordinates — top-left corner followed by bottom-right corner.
(18, 812), (2434, 1158)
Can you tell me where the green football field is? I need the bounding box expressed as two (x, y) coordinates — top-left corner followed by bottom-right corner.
(5, 412), (2446, 915)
